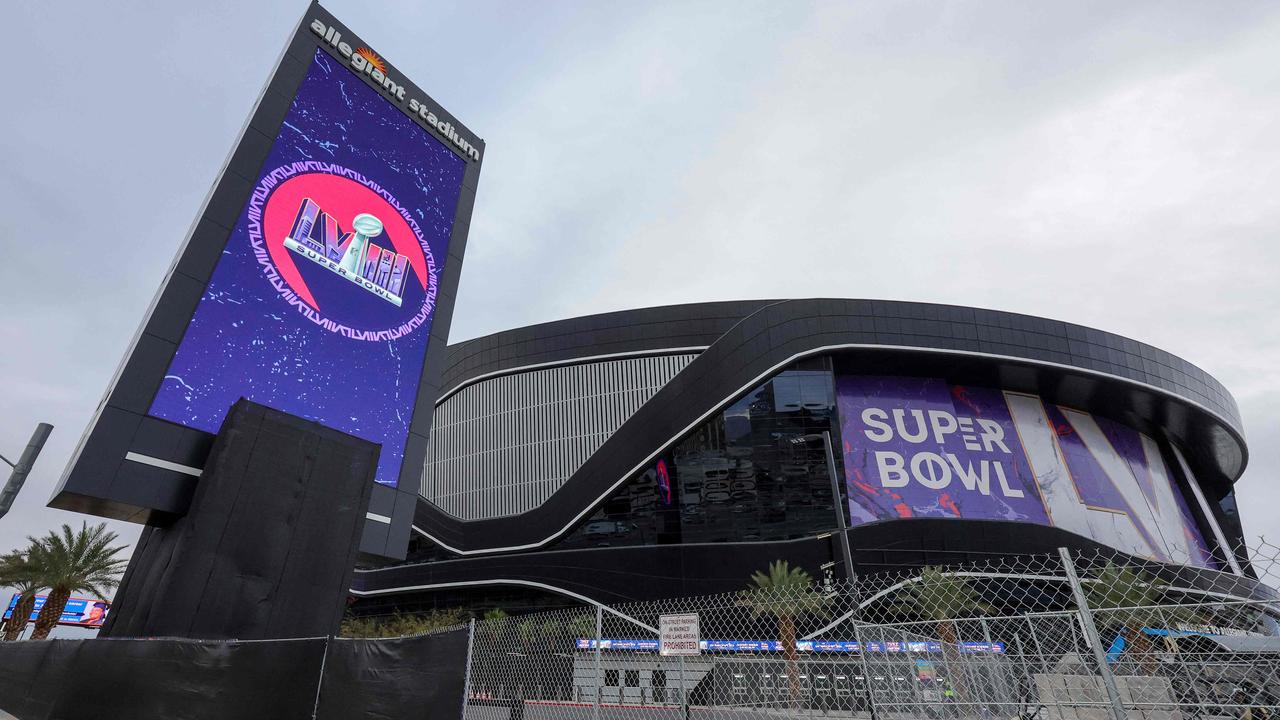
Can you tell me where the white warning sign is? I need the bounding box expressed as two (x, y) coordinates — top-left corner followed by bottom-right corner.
(659, 612), (701, 657)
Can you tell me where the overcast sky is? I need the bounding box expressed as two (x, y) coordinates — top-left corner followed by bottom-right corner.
(2, 2), (1278, 630)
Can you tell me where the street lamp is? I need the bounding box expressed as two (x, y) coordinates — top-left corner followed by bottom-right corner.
(0, 423), (53, 520)
(788, 431), (855, 583)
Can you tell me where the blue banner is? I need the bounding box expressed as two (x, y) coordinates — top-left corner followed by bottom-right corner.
(3, 593), (109, 627)
(575, 638), (1005, 654)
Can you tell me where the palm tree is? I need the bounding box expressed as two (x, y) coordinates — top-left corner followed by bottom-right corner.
(517, 616), (542, 651)
(568, 613), (597, 644)
(888, 566), (992, 701)
(740, 560), (830, 705)
(475, 608), (510, 649)
(1082, 562), (1195, 675)
(25, 523), (128, 640)
(0, 551), (41, 641)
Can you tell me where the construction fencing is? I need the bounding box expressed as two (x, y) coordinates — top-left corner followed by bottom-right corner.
(460, 542), (1280, 720)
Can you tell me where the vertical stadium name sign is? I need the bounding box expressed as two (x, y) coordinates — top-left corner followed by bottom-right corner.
(310, 19), (481, 162)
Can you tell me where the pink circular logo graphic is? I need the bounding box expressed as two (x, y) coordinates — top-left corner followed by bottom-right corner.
(246, 161), (438, 341)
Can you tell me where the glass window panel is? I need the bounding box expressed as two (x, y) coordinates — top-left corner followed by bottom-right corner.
(557, 361), (846, 550)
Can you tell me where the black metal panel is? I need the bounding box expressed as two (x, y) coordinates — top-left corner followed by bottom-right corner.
(436, 300), (776, 398)
(354, 518), (1275, 606)
(440, 299), (1240, 433)
(358, 533), (836, 606)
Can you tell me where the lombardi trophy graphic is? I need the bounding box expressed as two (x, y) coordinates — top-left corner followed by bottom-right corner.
(340, 213), (384, 274)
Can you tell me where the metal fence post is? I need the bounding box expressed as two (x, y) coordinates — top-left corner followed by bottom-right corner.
(678, 654), (687, 716)
(460, 618), (475, 719)
(980, 616), (1009, 712)
(310, 635), (331, 720)
(1058, 547), (1127, 720)
(847, 577), (879, 720)
(593, 605), (603, 720)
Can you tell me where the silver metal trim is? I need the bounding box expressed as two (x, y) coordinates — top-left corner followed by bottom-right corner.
(1170, 443), (1245, 576)
(412, 343), (1248, 557)
(123, 452), (203, 478)
(436, 346), (708, 403)
(348, 577), (658, 633)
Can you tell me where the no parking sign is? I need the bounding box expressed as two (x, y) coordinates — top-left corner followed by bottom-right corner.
(659, 613), (700, 656)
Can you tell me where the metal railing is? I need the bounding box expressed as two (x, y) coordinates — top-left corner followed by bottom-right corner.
(457, 540), (1280, 719)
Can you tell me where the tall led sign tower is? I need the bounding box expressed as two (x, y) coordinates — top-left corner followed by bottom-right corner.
(52, 2), (482, 560)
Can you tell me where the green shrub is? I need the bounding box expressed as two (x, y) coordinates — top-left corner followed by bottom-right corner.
(340, 608), (468, 638)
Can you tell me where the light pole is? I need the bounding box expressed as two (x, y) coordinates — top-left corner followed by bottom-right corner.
(0, 423), (53, 520)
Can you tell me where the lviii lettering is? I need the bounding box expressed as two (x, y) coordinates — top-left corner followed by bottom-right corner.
(283, 198), (410, 307)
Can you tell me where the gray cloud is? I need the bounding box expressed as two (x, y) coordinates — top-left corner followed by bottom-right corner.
(2, 1), (1277, 614)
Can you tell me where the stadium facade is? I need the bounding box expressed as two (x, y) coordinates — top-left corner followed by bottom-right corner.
(351, 298), (1254, 614)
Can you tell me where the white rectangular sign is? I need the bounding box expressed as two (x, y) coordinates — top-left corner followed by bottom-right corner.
(659, 612), (700, 657)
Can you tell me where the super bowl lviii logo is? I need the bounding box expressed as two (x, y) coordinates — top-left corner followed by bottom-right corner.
(246, 161), (440, 342)
(283, 202), (410, 307)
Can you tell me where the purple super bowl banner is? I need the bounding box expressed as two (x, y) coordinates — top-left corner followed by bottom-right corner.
(150, 49), (467, 486)
(837, 376), (1216, 568)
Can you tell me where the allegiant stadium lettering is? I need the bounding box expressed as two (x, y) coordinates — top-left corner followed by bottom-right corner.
(308, 19), (482, 162)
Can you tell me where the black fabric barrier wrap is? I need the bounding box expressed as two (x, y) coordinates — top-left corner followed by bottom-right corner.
(316, 632), (469, 720)
(102, 399), (378, 641)
(0, 631), (468, 720)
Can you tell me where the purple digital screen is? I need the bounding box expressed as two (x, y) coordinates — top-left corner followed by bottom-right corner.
(837, 375), (1216, 568)
(149, 49), (466, 486)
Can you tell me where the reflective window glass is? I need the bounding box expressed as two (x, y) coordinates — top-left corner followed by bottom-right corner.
(557, 359), (845, 550)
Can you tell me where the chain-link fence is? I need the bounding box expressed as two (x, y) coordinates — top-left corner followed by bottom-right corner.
(459, 541), (1280, 720)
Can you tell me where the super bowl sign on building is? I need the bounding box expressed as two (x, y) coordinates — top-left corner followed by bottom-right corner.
(837, 376), (1217, 568)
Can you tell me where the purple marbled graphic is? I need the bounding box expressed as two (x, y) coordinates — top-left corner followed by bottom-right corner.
(836, 376), (1048, 525)
(1069, 409), (1216, 567)
(1043, 405), (1130, 511)
(149, 50), (466, 486)
(1095, 415), (1214, 566)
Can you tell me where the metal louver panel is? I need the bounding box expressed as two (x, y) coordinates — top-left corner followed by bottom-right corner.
(421, 354), (696, 519)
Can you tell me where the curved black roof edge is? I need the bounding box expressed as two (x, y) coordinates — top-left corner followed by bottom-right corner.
(436, 299), (774, 397)
(415, 298), (1245, 556)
